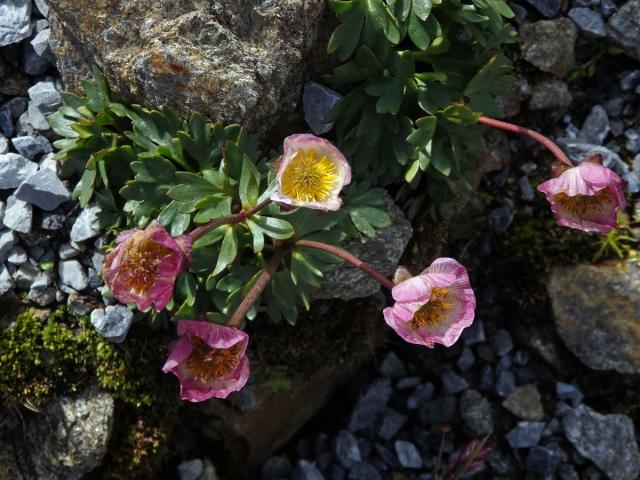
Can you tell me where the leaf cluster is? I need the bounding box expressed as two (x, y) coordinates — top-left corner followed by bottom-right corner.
(325, 0), (516, 217)
(49, 69), (392, 326)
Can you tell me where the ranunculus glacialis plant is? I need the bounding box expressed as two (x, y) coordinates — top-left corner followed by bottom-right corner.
(103, 221), (191, 312)
(537, 156), (626, 234)
(162, 320), (250, 401)
(271, 134), (351, 211)
(383, 258), (476, 348)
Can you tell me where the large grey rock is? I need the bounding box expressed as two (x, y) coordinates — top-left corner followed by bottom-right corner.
(315, 194), (412, 301)
(520, 19), (577, 78)
(529, 80), (573, 110)
(14, 168), (70, 211)
(2, 196), (33, 234)
(0, 0), (32, 46)
(70, 203), (102, 242)
(49, 0), (327, 136)
(607, 0), (640, 61)
(0, 153), (38, 189)
(0, 387), (114, 480)
(549, 261), (640, 373)
(90, 305), (134, 343)
(563, 405), (640, 480)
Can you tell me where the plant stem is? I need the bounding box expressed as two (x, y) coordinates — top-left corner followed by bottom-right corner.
(478, 115), (572, 167)
(294, 239), (395, 291)
(188, 199), (271, 241)
(226, 245), (285, 328)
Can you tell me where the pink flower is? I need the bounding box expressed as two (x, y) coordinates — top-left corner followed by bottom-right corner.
(270, 134), (351, 211)
(162, 320), (250, 401)
(383, 258), (476, 348)
(537, 156), (626, 234)
(103, 221), (191, 312)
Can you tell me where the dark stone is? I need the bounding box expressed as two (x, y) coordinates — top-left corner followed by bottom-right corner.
(378, 352), (407, 379)
(607, 0), (640, 61)
(520, 19), (577, 77)
(496, 354), (512, 373)
(462, 318), (486, 345)
(377, 409), (408, 441)
(505, 422), (546, 449)
(558, 463), (580, 480)
(460, 389), (493, 436)
(527, 446), (560, 477)
(348, 378), (392, 431)
(407, 383), (434, 410)
(601, 0), (617, 17)
(513, 350), (530, 366)
(578, 105), (610, 144)
(292, 460), (325, 480)
(348, 462), (381, 480)
(327, 465), (345, 480)
(490, 329), (513, 356)
(479, 364), (495, 392)
(334, 430), (362, 470)
(518, 176), (535, 201)
(620, 69), (640, 91)
(502, 384), (544, 421)
(397, 377), (421, 390)
(262, 456), (292, 480)
(604, 97), (625, 117)
(568, 8), (607, 37)
(394, 440), (422, 469)
(625, 129), (640, 154)
(488, 450), (512, 475)
(457, 347), (475, 372)
(302, 81), (341, 135)
(419, 396), (458, 425)
(563, 405), (640, 480)
(441, 371), (468, 395)
(489, 205), (513, 233)
(524, 0), (562, 17)
(556, 382), (583, 407)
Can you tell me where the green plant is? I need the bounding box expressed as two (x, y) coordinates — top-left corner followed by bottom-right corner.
(324, 0), (516, 217)
(48, 69), (392, 326)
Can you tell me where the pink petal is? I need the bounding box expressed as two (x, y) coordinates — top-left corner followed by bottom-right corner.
(162, 335), (193, 373)
(391, 275), (431, 302)
(177, 320), (249, 354)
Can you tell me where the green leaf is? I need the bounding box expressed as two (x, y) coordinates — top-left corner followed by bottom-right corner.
(406, 115), (437, 148)
(251, 215), (294, 240)
(408, 11), (431, 50)
(328, 5), (365, 60)
(76, 168), (96, 207)
(211, 227), (238, 277)
(175, 272), (197, 306)
(193, 196), (232, 224)
(130, 157), (176, 184)
(413, 0), (432, 20)
(239, 155), (260, 208)
(167, 173), (220, 201)
(246, 219), (265, 253)
(365, 78), (405, 115)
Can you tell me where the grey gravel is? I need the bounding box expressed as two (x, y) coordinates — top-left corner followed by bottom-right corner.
(394, 440), (422, 469)
(524, 0), (562, 17)
(527, 446), (560, 477)
(502, 384), (544, 421)
(460, 389), (493, 436)
(0, 263), (14, 296)
(3, 196), (33, 233)
(7, 247), (27, 265)
(490, 329), (514, 356)
(14, 262), (39, 289)
(530, 80), (573, 110)
(59, 260), (88, 291)
(292, 460), (324, 480)
(11, 135), (52, 160)
(377, 409), (408, 441)
(177, 459), (203, 480)
(348, 378), (392, 431)
(441, 371), (468, 395)
(378, 352), (407, 379)
(28, 79), (61, 114)
(579, 105), (610, 144)
(495, 370), (516, 397)
(568, 8), (607, 37)
(70, 203), (102, 242)
(457, 347), (475, 372)
(0, 134), (8, 154)
(0, 0), (32, 46)
(34, 0), (49, 17)
(489, 205), (513, 233)
(407, 383), (434, 410)
(556, 382), (583, 407)
(0, 153), (38, 189)
(624, 129), (640, 154)
(334, 430), (361, 469)
(0, 230), (18, 262)
(90, 305), (134, 343)
(505, 422), (546, 448)
(14, 168), (70, 211)
(27, 286), (56, 306)
(607, 0), (640, 61)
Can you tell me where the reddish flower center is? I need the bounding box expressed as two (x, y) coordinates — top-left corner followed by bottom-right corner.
(121, 237), (173, 294)
(553, 188), (614, 217)
(411, 287), (453, 330)
(185, 336), (242, 383)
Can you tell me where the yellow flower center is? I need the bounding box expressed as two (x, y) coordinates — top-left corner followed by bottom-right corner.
(553, 188), (613, 217)
(121, 237), (172, 294)
(185, 336), (242, 383)
(411, 287), (453, 330)
(280, 149), (338, 203)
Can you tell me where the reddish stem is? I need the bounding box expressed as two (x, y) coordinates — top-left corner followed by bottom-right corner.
(478, 115), (572, 167)
(188, 199), (271, 241)
(226, 245), (285, 328)
(294, 239), (395, 291)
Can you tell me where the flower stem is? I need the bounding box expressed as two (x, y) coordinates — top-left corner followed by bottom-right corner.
(478, 115), (572, 167)
(188, 199), (271, 241)
(294, 239), (395, 291)
(226, 245), (285, 328)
